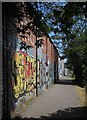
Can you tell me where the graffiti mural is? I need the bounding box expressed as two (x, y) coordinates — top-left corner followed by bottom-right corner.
(39, 62), (46, 90)
(48, 63), (54, 84)
(12, 51), (36, 100)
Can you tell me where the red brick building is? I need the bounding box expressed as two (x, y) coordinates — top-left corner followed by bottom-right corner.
(2, 2), (59, 119)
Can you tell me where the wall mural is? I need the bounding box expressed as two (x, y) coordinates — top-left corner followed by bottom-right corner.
(12, 51), (36, 100)
(48, 63), (54, 84)
(39, 62), (46, 90)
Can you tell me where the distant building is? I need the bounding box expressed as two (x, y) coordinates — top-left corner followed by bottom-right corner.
(58, 58), (64, 77)
(58, 58), (71, 77)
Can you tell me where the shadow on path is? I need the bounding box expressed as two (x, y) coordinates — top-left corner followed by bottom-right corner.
(58, 76), (86, 88)
(57, 75), (76, 86)
(9, 76), (87, 119)
(57, 79), (76, 86)
(11, 106), (87, 119)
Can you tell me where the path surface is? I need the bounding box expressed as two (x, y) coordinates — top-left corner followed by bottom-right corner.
(14, 76), (87, 119)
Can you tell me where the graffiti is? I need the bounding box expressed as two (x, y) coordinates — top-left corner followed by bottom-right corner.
(12, 51), (36, 99)
(47, 62), (54, 85)
(39, 62), (46, 90)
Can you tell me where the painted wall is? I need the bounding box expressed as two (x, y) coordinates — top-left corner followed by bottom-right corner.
(2, 3), (59, 117)
(37, 36), (55, 93)
(12, 50), (36, 101)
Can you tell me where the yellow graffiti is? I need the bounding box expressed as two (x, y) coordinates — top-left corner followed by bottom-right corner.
(12, 51), (36, 99)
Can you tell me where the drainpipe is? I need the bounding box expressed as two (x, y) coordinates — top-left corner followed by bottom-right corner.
(36, 26), (38, 97)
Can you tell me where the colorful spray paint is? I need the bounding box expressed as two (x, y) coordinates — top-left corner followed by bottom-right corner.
(12, 51), (36, 100)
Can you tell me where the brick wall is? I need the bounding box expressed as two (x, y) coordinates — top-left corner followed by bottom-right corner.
(2, 2), (59, 118)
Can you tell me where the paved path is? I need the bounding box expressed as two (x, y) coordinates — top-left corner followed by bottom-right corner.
(14, 76), (87, 119)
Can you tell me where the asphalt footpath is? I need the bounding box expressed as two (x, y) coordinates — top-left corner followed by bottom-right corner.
(13, 76), (87, 119)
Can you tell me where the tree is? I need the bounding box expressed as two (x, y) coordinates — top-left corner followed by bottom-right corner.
(37, 2), (87, 85)
(4, 2), (87, 84)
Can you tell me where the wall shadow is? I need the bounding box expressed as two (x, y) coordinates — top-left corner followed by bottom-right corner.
(11, 106), (87, 119)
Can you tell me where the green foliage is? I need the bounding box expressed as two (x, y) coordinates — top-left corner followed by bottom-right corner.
(66, 31), (87, 84)
(5, 2), (87, 85)
(39, 2), (87, 85)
